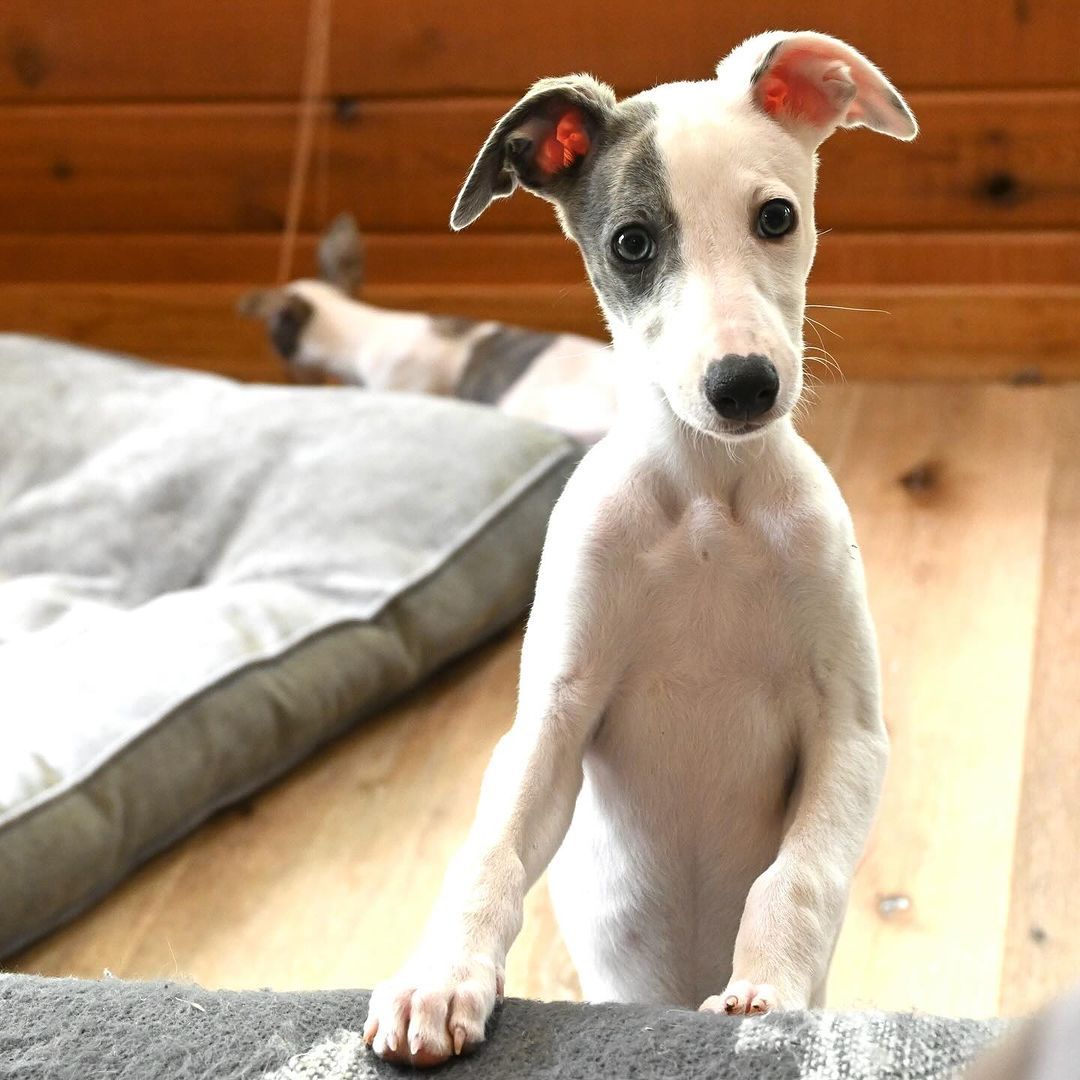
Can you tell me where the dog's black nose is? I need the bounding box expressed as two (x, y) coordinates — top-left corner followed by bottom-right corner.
(703, 354), (779, 421)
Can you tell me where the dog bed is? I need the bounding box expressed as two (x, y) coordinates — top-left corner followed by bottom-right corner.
(0, 334), (579, 960)
(0, 973), (1007, 1080)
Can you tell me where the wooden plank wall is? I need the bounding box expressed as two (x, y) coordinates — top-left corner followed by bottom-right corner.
(0, 1), (1077, 380)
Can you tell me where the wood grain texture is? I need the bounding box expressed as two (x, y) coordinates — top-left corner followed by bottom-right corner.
(0, 0), (308, 102)
(8, 383), (1077, 1019)
(815, 385), (1054, 1016)
(0, 92), (1076, 234)
(0, 103), (301, 234)
(338, 2), (1080, 97)
(2, 231), (1077, 286)
(0, 284), (286, 381)
(4, 283), (1079, 383)
(0, 233), (314, 285)
(1, 1), (1076, 101)
(1000, 389), (1080, 1017)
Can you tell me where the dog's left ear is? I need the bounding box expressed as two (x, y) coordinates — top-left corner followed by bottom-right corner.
(729, 32), (917, 147)
(450, 74), (616, 231)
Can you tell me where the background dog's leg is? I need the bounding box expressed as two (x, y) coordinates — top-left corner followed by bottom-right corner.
(317, 212), (364, 296)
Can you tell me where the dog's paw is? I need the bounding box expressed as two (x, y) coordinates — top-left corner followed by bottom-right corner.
(363, 954), (501, 1068)
(700, 979), (780, 1016)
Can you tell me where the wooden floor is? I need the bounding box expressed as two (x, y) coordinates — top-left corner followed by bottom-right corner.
(7, 381), (1079, 1020)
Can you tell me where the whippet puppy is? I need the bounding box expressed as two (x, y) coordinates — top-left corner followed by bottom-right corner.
(364, 30), (917, 1067)
(240, 215), (616, 442)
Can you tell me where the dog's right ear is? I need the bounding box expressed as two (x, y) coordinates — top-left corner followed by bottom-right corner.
(450, 75), (616, 231)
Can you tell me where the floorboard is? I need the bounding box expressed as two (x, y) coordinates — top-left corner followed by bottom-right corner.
(1000, 387), (1080, 1016)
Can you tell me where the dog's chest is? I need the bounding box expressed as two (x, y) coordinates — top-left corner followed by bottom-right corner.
(634, 493), (820, 681)
(593, 490), (829, 801)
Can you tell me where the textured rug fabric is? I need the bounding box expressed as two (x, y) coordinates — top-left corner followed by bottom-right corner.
(0, 974), (1006, 1080)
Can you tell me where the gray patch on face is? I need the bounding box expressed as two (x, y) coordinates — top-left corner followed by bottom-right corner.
(557, 99), (683, 325)
(431, 314), (480, 339)
(457, 325), (557, 404)
(750, 40), (783, 87)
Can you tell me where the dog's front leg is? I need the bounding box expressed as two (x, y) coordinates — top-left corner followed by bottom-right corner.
(363, 669), (609, 1066)
(704, 649), (888, 1015)
(364, 502), (624, 1066)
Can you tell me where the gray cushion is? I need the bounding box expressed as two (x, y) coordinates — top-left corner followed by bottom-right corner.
(0, 335), (578, 959)
(0, 973), (1007, 1080)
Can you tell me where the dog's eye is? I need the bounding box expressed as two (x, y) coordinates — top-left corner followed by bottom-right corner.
(611, 225), (657, 264)
(756, 199), (796, 240)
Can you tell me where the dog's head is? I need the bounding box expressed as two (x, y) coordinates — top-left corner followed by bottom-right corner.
(452, 32), (916, 442)
(238, 213), (366, 383)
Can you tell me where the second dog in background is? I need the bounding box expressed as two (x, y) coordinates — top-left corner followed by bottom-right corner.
(240, 215), (616, 443)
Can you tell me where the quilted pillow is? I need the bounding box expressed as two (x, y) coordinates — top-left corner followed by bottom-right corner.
(0, 335), (578, 958)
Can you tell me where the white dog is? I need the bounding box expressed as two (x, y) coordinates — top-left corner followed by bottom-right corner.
(364, 30), (916, 1067)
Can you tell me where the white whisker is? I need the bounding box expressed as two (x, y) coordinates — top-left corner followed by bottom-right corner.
(802, 351), (846, 384)
(803, 315), (843, 341)
(805, 304), (891, 315)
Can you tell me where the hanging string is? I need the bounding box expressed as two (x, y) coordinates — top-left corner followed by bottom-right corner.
(277, 0), (334, 284)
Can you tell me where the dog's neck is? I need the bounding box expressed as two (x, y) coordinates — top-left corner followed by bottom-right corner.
(610, 376), (799, 502)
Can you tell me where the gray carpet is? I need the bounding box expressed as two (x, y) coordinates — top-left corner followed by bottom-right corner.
(0, 974), (1006, 1079)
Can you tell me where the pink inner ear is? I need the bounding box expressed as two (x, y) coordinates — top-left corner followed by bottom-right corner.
(759, 47), (848, 128)
(536, 108), (591, 174)
(760, 76), (790, 116)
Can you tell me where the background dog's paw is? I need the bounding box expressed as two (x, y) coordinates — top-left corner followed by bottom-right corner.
(363, 955), (500, 1068)
(700, 979), (779, 1016)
